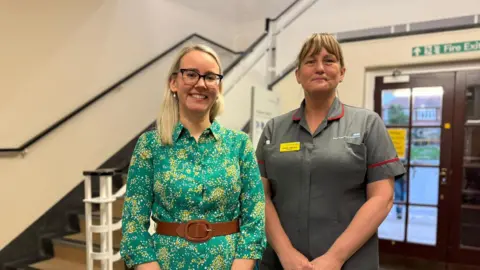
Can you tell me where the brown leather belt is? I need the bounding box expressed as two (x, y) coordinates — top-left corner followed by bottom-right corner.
(155, 219), (240, 243)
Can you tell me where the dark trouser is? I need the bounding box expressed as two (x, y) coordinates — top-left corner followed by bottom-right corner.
(395, 178), (405, 215)
(258, 246), (283, 270)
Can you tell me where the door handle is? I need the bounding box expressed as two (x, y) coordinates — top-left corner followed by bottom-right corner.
(440, 168), (448, 185)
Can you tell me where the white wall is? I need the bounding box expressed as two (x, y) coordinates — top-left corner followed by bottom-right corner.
(0, 0), (302, 248)
(168, 0), (295, 49)
(0, 0), (306, 248)
(273, 28), (480, 115)
(0, 0), (239, 149)
(0, 34), (243, 249)
(275, 0), (480, 75)
(220, 45), (268, 131)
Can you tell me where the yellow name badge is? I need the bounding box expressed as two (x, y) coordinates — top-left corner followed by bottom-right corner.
(279, 142), (301, 152)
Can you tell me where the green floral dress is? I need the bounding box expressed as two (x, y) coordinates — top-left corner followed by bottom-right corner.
(120, 121), (266, 269)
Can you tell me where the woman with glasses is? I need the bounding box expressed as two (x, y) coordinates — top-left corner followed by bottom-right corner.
(120, 44), (266, 270)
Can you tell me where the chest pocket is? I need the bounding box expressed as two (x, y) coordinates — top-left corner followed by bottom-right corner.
(263, 143), (304, 198)
(342, 137), (367, 163)
(313, 137), (367, 188)
(264, 143), (303, 176)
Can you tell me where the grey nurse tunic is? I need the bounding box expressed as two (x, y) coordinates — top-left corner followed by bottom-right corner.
(256, 98), (406, 270)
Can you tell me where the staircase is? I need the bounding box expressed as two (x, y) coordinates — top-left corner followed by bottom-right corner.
(0, 1), (320, 268)
(27, 176), (127, 270)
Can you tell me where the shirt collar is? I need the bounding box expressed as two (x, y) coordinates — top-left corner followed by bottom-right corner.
(172, 120), (221, 142)
(292, 97), (345, 122)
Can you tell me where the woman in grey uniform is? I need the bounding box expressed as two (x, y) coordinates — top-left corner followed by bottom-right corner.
(256, 33), (406, 270)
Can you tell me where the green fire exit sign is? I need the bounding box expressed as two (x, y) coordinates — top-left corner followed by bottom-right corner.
(412, 40), (480, 57)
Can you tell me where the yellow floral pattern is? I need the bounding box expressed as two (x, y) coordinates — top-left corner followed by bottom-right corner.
(120, 121), (266, 269)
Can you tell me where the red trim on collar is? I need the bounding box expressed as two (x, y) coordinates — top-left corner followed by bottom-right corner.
(292, 110), (301, 121)
(327, 104), (345, 121)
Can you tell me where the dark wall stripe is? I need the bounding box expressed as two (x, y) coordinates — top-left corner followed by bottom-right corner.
(410, 15), (475, 32)
(336, 26), (392, 41)
(269, 16), (480, 90)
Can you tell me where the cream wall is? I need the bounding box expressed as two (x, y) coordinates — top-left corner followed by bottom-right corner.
(273, 28), (480, 114)
(274, 0), (480, 79)
(0, 0), (301, 248)
(0, 0), (239, 149)
(0, 36), (239, 249)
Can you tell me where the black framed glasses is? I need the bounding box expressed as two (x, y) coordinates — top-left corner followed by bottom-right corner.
(177, 69), (223, 86)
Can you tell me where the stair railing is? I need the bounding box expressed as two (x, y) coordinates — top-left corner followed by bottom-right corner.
(83, 169), (124, 270)
(81, 1), (320, 269)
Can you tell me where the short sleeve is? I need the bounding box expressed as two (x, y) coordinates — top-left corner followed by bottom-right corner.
(365, 113), (406, 183)
(255, 120), (273, 178)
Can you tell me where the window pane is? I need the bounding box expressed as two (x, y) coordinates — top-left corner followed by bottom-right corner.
(412, 87), (444, 126)
(407, 206), (438, 246)
(379, 203), (406, 242)
(387, 128), (409, 164)
(410, 128), (441, 166)
(461, 207), (480, 248)
(382, 89), (410, 126)
(465, 85), (480, 121)
(464, 126), (480, 168)
(409, 167), (439, 206)
(461, 77), (480, 249)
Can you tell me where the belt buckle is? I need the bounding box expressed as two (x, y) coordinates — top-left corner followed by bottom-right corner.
(184, 219), (213, 243)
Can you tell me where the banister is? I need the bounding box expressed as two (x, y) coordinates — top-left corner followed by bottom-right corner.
(0, 33), (242, 154)
(1, 0), (304, 155)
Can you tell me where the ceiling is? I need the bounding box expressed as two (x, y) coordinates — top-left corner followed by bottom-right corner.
(165, 0), (297, 22)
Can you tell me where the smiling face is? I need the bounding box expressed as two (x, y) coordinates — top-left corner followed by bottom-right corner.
(295, 33), (346, 97)
(169, 50), (222, 118)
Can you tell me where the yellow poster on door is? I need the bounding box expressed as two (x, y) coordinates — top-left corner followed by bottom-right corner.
(388, 129), (407, 159)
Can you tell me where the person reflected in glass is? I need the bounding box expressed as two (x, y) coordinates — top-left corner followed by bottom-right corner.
(394, 176), (406, 219)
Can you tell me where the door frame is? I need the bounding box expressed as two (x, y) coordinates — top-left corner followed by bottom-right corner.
(450, 70), (480, 266)
(374, 72), (456, 261)
(364, 61), (480, 111)
(367, 62), (480, 265)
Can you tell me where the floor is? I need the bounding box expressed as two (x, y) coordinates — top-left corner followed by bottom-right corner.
(379, 254), (480, 270)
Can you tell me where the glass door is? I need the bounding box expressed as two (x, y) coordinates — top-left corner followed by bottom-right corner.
(374, 72), (456, 261)
(449, 70), (480, 266)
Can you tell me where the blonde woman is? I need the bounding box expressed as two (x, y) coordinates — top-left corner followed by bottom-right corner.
(256, 34), (405, 270)
(120, 44), (266, 270)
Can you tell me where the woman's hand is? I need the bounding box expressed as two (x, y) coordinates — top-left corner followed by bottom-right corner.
(136, 261), (161, 270)
(278, 246), (313, 270)
(311, 253), (344, 270)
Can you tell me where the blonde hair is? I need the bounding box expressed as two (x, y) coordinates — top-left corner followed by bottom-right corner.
(156, 44), (224, 145)
(296, 33), (345, 69)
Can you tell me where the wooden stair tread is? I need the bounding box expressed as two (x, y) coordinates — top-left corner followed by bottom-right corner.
(30, 258), (101, 270)
(78, 212), (122, 222)
(63, 233), (88, 242)
(62, 232), (122, 249)
(45, 238), (125, 269)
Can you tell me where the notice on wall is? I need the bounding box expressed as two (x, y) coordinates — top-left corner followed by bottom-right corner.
(388, 129), (407, 159)
(250, 86), (280, 148)
(412, 40), (480, 57)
